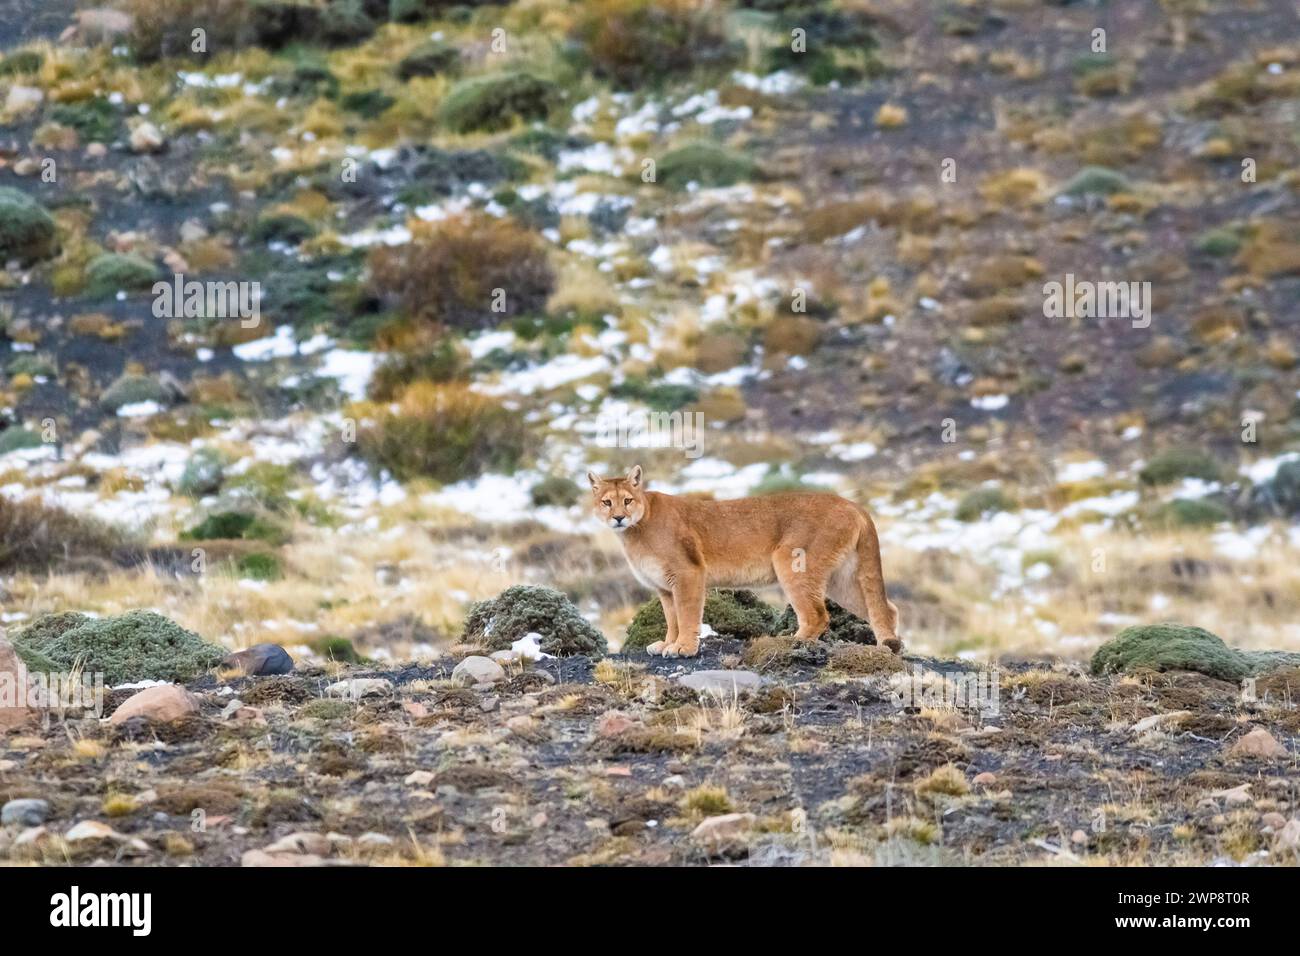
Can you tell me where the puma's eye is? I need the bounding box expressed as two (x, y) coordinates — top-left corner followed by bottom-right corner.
(601, 499), (612, 507)
(624, 498), (632, 505)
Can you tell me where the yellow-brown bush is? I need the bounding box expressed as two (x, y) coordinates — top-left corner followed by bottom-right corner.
(351, 383), (534, 484)
(367, 215), (554, 331)
(571, 0), (737, 90)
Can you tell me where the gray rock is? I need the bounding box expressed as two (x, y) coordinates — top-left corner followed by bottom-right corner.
(2, 798), (50, 827)
(222, 643), (293, 676)
(678, 670), (763, 695)
(326, 678), (392, 699)
(451, 655), (505, 687)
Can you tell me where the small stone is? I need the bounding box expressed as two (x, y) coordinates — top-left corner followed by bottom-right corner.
(129, 121), (165, 154)
(12, 158), (39, 177)
(264, 832), (330, 856)
(1277, 818), (1300, 850)
(972, 772), (998, 787)
(222, 643), (294, 676)
(1227, 727), (1289, 759)
(661, 774), (686, 790)
(1209, 783), (1253, 806)
(691, 812), (757, 858)
(2, 798), (50, 827)
(596, 710), (641, 738)
(506, 715), (546, 742)
(241, 849), (327, 867)
(450, 656), (505, 687)
(405, 770), (435, 786)
(108, 685), (200, 725)
(678, 670), (764, 695)
(325, 678), (392, 699)
(358, 832), (394, 850)
(1071, 829), (1088, 845)
(1261, 812), (1287, 830)
(64, 820), (148, 855)
(1131, 710), (1191, 734)
(15, 826), (47, 847)
(4, 86), (43, 116)
(178, 219), (208, 243)
(85, 143), (108, 159)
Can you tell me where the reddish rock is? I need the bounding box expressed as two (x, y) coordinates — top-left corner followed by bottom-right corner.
(108, 685), (200, 725)
(1227, 727), (1288, 760)
(596, 710), (641, 738)
(0, 634), (37, 734)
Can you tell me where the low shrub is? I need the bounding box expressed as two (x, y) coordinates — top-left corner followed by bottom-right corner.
(461, 584), (607, 657)
(656, 141), (756, 189)
(14, 609), (225, 684)
(571, 0), (738, 89)
(366, 214), (553, 330)
(352, 382), (534, 483)
(438, 72), (558, 133)
(0, 187), (58, 264)
(0, 497), (129, 574)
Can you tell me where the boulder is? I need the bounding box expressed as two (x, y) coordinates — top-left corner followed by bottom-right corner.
(450, 656), (505, 687)
(108, 685), (200, 725)
(222, 643), (294, 676)
(2, 798), (49, 827)
(1227, 727), (1288, 760)
(0, 633), (37, 733)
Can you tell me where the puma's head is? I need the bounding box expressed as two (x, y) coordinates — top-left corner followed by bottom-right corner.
(587, 465), (646, 533)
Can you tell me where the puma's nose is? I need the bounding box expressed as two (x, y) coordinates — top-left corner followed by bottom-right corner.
(613, 516), (625, 526)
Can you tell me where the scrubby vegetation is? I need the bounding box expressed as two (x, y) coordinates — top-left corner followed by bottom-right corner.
(0, 497), (130, 574)
(438, 72), (559, 133)
(0, 187), (57, 263)
(774, 598), (877, 644)
(461, 585), (607, 656)
(351, 382), (534, 483)
(14, 609), (226, 684)
(1091, 623), (1300, 682)
(656, 141), (756, 189)
(366, 214), (553, 330)
(571, 0), (737, 88)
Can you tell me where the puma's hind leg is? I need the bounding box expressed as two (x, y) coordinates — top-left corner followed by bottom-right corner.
(773, 551), (829, 641)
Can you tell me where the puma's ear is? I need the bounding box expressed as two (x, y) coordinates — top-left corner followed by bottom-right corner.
(586, 471), (601, 491)
(627, 464), (643, 488)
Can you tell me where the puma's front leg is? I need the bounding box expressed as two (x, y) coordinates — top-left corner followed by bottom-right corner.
(665, 571), (705, 657)
(645, 589), (679, 657)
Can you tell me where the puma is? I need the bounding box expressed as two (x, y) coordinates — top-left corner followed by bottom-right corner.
(588, 465), (902, 658)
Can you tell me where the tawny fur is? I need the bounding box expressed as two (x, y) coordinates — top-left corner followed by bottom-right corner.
(588, 465), (902, 658)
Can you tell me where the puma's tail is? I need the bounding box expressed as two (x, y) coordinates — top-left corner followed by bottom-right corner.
(856, 512), (903, 654)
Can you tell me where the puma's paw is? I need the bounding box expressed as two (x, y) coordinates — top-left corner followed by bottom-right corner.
(668, 639), (700, 658)
(881, 636), (903, 655)
(645, 641), (668, 656)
